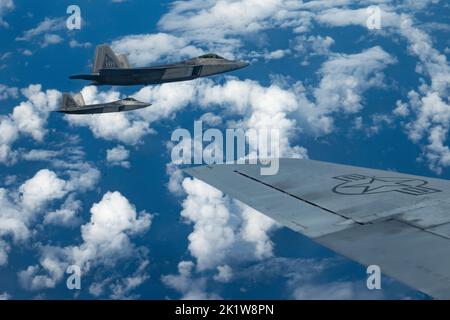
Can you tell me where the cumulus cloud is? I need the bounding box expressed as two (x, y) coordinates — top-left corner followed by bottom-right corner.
(41, 34), (63, 47)
(0, 84), (18, 100)
(312, 46), (396, 128)
(310, 5), (450, 172)
(112, 33), (204, 66)
(179, 177), (279, 271)
(195, 78), (308, 157)
(76, 191), (151, 266)
(162, 260), (220, 299)
(44, 194), (82, 227)
(0, 84), (60, 164)
(166, 162), (185, 195)
(19, 191), (152, 293)
(0, 0), (13, 28)
(198, 112), (222, 126)
(292, 35), (334, 64)
(16, 17), (65, 47)
(0, 144), (99, 266)
(158, 0), (306, 55)
(0, 171), (62, 265)
(18, 169), (67, 217)
(213, 264), (233, 283)
(89, 260), (150, 299)
(106, 145), (130, 168)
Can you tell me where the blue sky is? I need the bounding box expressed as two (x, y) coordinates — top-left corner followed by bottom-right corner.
(0, 0), (449, 299)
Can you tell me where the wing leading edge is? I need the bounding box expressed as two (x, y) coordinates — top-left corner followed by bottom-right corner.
(184, 159), (450, 299)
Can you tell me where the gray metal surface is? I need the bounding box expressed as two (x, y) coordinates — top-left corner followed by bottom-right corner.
(58, 93), (151, 114)
(185, 159), (450, 299)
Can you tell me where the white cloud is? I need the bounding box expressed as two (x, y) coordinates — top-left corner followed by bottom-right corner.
(0, 240), (11, 266)
(308, 5), (450, 172)
(158, 0), (304, 55)
(19, 191), (152, 292)
(195, 78), (308, 157)
(89, 260), (150, 299)
(41, 33), (63, 47)
(292, 35), (335, 64)
(69, 40), (92, 49)
(166, 162), (185, 196)
(18, 263), (62, 291)
(213, 264), (233, 283)
(76, 191), (151, 267)
(314, 46), (396, 118)
(179, 177), (279, 271)
(16, 17), (65, 43)
(0, 84), (17, 100)
(396, 19), (450, 172)
(106, 145), (130, 168)
(393, 100), (409, 117)
(0, 0), (13, 28)
(44, 194), (82, 227)
(0, 84), (61, 163)
(112, 33), (203, 66)
(19, 169), (67, 211)
(0, 117), (18, 164)
(132, 81), (199, 123)
(21, 149), (61, 161)
(316, 7), (398, 29)
(199, 112), (222, 126)
(239, 203), (279, 260)
(0, 145), (99, 266)
(162, 260), (220, 300)
(21, 49), (32, 56)
(0, 291), (11, 300)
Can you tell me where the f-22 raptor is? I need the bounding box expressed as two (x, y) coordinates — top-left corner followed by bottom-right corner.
(57, 93), (151, 114)
(70, 44), (249, 86)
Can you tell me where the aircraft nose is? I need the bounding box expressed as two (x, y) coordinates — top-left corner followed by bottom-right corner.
(237, 61), (249, 69)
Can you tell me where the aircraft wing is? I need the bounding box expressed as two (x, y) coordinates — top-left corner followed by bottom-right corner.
(184, 159), (450, 299)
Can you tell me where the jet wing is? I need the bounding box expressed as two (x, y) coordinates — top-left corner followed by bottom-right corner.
(184, 159), (450, 299)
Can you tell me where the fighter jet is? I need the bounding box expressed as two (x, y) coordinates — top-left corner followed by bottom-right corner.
(70, 44), (249, 86)
(57, 92), (151, 114)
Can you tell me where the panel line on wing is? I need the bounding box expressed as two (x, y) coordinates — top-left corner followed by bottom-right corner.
(233, 170), (362, 224)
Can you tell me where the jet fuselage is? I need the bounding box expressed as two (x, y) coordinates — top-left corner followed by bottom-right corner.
(71, 56), (249, 86)
(58, 97), (150, 114)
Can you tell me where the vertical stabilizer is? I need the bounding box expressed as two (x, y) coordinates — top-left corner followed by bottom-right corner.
(61, 93), (85, 110)
(92, 44), (128, 73)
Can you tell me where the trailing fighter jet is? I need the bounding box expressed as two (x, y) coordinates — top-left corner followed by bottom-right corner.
(70, 44), (249, 86)
(57, 93), (151, 114)
(185, 159), (450, 299)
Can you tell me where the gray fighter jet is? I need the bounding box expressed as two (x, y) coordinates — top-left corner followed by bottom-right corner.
(186, 159), (450, 299)
(57, 93), (151, 114)
(70, 44), (249, 86)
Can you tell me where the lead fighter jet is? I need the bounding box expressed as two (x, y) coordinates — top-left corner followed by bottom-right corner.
(70, 44), (249, 86)
(186, 159), (450, 299)
(57, 93), (151, 114)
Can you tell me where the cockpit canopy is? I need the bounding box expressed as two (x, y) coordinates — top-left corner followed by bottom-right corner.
(123, 97), (137, 101)
(199, 53), (225, 59)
